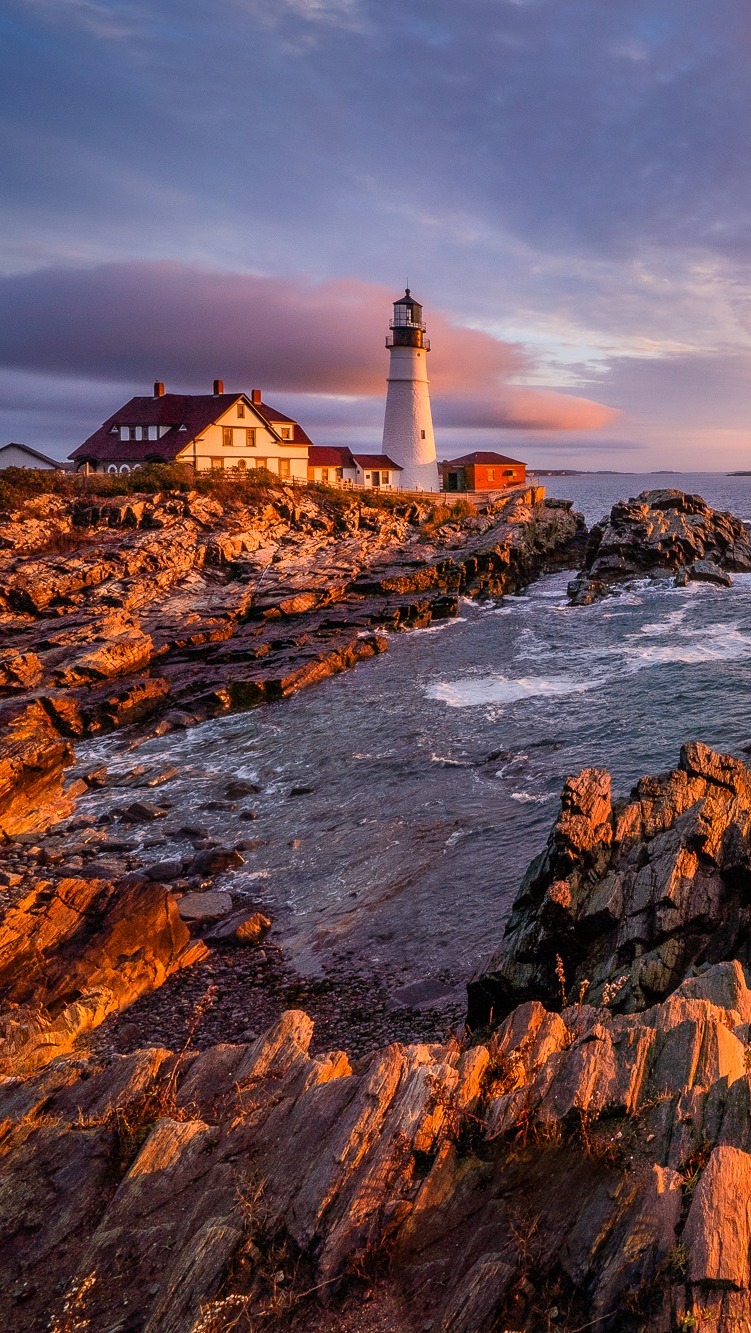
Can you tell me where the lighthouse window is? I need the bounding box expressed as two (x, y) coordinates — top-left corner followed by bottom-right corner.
(421, 430), (426, 439)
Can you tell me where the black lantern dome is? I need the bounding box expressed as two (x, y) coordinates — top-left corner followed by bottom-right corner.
(387, 288), (430, 350)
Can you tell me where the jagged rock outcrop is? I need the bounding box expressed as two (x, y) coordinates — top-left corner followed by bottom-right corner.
(0, 875), (206, 1073)
(4, 968), (751, 1331)
(568, 489), (751, 603)
(0, 483), (583, 830)
(469, 741), (751, 1024)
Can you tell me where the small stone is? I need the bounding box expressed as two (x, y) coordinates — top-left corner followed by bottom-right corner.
(224, 779), (262, 799)
(145, 859), (184, 882)
(289, 785), (314, 797)
(121, 801), (167, 823)
(178, 890), (234, 921)
(188, 847), (245, 875)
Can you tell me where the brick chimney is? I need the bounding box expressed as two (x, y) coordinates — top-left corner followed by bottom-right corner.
(251, 389), (262, 403)
(213, 379), (224, 395)
(153, 380), (165, 397)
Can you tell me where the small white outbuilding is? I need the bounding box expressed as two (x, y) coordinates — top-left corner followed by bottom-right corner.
(0, 443), (66, 470)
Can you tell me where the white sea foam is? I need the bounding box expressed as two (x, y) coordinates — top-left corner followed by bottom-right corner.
(510, 791), (548, 804)
(623, 622), (751, 668)
(426, 673), (592, 707)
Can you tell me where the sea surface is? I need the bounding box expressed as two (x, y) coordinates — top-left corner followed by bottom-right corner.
(76, 472), (751, 1002)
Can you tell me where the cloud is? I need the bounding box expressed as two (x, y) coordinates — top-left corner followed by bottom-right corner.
(0, 262), (616, 431)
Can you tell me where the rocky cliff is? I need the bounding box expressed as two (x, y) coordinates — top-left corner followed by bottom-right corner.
(568, 488), (751, 604)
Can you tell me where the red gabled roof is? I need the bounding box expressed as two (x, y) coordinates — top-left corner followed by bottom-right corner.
(251, 400), (314, 447)
(308, 445), (355, 467)
(350, 453), (403, 470)
(69, 392), (313, 463)
(441, 451), (525, 467)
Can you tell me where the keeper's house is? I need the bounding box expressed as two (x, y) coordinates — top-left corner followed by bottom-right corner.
(439, 450), (526, 493)
(307, 445), (403, 490)
(69, 381), (311, 478)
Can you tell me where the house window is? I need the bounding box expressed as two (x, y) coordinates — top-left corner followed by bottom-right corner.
(245, 429), (256, 447)
(255, 458), (268, 470)
(381, 471), (389, 484)
(129, 427), (139, 441)
(280, 426), (292, 440)
(503, 469), (514, 476)
(237, 458), (247, 471)
(119, 464), (131, 474)
(335, 468), (343, 480)
(222, 427), (233, 448)
(148, 425), (158, 441)
(107, 464), (118, 473)
(321, 468), (329, 483)
(210, 457), (225, 470)
(279, 459), (291, 479)
(488, 468), (495, 481)
(237, 403), (245, 418)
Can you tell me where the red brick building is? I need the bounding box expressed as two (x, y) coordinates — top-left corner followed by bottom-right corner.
(439, 450), (526, 492)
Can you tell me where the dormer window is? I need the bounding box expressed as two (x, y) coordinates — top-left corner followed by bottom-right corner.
(280, 426), (292, 440)
(148, 425), (158, 441)
(237, 403), (245, 418)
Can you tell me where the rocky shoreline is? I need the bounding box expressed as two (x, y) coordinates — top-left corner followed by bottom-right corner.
(0, 479), (583, 837)
(4, 745), (751, 1332)
(7, 477), (751, 1331)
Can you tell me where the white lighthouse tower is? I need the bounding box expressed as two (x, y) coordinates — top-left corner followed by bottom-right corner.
(381, 289), (440, 492)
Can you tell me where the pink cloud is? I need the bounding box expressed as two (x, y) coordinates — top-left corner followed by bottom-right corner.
(0, 262), (617, 431)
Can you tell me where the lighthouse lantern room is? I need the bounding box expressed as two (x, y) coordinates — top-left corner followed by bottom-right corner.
(381, 289), (440, 491)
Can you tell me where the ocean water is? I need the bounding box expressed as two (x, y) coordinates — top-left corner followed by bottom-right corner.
(75, 473), (751, 994)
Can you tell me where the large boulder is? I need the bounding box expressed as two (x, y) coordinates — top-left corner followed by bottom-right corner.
(567, 489), (751, 602)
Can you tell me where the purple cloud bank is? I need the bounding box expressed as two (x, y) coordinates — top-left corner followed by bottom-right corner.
(0, 262), (617, 431)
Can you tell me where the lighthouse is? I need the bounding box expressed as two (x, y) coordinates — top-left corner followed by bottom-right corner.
(381, 289), (440, 492)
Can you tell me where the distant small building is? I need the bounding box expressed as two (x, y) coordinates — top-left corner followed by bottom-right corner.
(69, 381), (312, 479)
(0, 442), (66, 471)
(308, 445), (403, 490)
(439, 451), (526, 493)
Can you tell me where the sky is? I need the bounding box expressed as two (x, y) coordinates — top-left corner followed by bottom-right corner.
(2, 0), (751, 470)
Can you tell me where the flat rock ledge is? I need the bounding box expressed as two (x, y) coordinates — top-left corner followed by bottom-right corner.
(567, 488), (751, 604)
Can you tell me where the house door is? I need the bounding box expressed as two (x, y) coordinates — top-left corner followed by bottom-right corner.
(446, 471), (459, 491)
(371, 471), (381, 487)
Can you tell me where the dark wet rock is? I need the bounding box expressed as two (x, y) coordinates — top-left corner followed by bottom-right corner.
(689, 559), (733, 586)
(145, 858), (184, 882)
(469, 742), (751, 1025)
(223, 779), (261, 799)
(187, 846), (245, 875)
(120, 800), (167, 823)
(568, 489), (751, 603)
